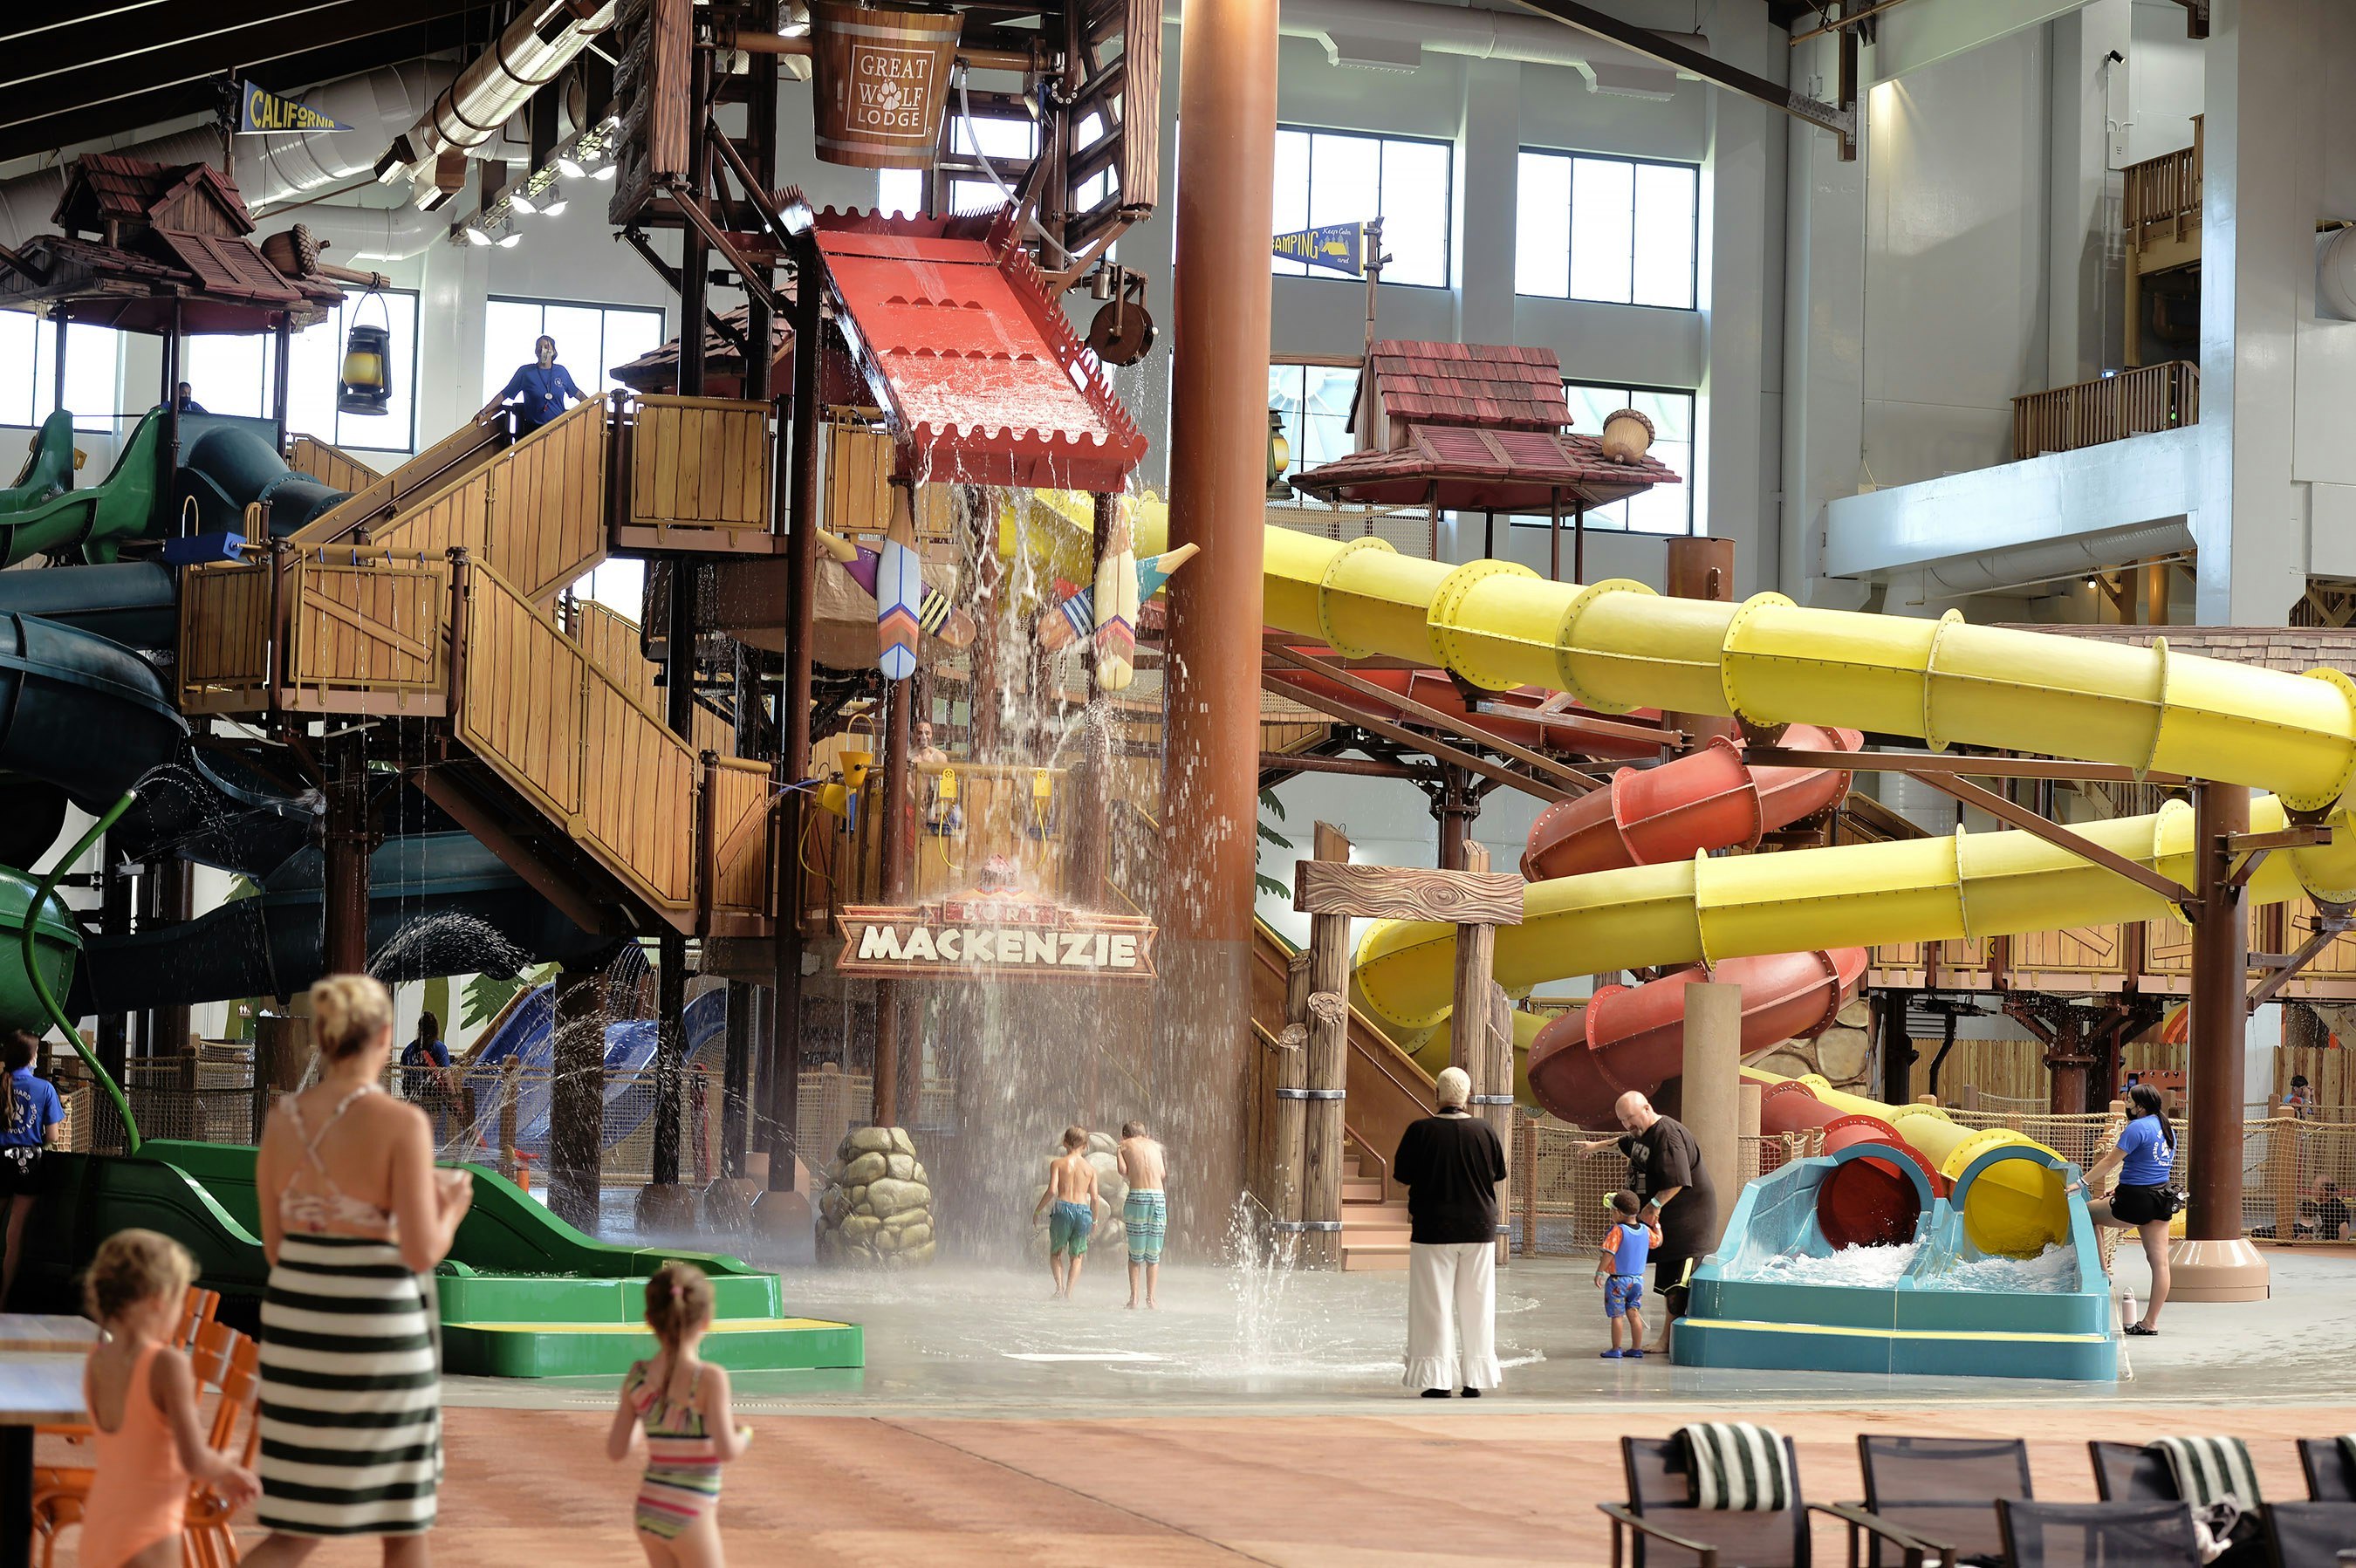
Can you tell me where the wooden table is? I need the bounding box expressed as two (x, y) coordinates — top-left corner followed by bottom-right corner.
(0, 1356), (86, 1568)
(0, 1318), (94, 1357)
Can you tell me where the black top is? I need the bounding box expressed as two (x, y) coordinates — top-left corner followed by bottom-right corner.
(1617, 1116), (1720, 1255)
(1393, 1110), (1508, 1245)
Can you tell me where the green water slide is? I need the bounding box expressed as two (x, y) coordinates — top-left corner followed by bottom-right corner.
(22, 1144), (857, 1377)
(2, 413), (77, 512)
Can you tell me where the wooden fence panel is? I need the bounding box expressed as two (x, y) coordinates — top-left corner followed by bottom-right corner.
(281, 557), (449, 711)
(285, 435), (380, 495)
(703, 757), (773, 925)
(177, 561), (273, 713)
(457, 571), (587, 822)
(579, 676), (697, 909)
(2013, 360), (2198, 460)
(628, 397), (770, 532)
(489, 397), (611, 599)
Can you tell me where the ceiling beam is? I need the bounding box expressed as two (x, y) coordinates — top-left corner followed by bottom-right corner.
(0, 0), (487, 152)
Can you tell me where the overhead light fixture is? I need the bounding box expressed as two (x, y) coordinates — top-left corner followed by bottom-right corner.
(510, 191), (538, 215)
(497, 232), (521, 248)
(462, 224), (492, 247)
(556, 155), (586, 179)
(593, 164), (617, 181)
(541, 198), (568, 217)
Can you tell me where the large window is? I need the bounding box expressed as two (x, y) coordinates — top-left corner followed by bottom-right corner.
(1268, 359), (1360, 476)
(1515, 150), (1699, 310)
(181, 289), (422, 454)
(0, 312), (126, 434)
(1504, 383), (1694, 536)
(481, 298), (666, 408)
(878, 115), (1041, 219)
(1272, 127), (1452, 290)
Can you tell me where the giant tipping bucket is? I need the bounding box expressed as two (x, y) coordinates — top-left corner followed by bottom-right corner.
(811, 3), (962, 169)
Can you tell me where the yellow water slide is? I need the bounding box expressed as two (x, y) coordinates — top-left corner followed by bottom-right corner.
(1252, 528), (2356, 1030)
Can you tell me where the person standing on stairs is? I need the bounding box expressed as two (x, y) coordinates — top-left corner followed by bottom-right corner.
(483, 335), (592, 435)
(1393, 1067), (1508, 1398)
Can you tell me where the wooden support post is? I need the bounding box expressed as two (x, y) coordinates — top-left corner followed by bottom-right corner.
(2173, 781), (2269, 1299)
(1271, 948), (1311, 1222)
(548, 965), (605, 1229)
(647, 935), (688, 1191)
(1518, 1115), (1539, 1256)
(1485, 980), (1514, 1265)
(1738, 1078), (1762, 1182)
(320, 730), (369, 976)
(1299, 824), (1352, 1267)
(873, 677), (914, 1126)
(721, 981), (753, 1178)
(1681, 981), (1742, 1253)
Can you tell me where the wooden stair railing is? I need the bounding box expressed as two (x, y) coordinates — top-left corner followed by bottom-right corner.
(287, 413), (512, 549)
(284, 435), (382, 496)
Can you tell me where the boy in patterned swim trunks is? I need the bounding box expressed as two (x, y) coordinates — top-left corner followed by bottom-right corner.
(1116, 1120), (1168, 1309)
(1594, 1189), (1661, 1359)
(1032, 1126), (1103, 1299)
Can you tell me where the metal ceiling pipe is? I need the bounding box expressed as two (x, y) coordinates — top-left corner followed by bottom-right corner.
(1895, 520), (2195, 599)
(0, 64), (451, 250)
(283, 202), (443, 264)
(1158, 0), (1706, 88)
(383, 0), (618, 208)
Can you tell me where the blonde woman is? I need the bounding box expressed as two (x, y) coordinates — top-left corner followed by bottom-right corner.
(245, 975), (473, 1564)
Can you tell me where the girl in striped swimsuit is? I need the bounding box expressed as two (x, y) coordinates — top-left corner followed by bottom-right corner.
(609, 1262), (752, 1565)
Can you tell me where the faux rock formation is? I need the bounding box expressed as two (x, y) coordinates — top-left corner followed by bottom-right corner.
(813, 1125), (936, 1268)
(1030, 1130), (1129, 1259)
(1752, 997), (1874, 1093)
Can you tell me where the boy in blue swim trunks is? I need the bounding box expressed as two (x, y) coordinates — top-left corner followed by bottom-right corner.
(1116, 1120), (1168, 1310)
(1032, 1126), (1103, 1299)
(1595, 1189), (1661, 1359)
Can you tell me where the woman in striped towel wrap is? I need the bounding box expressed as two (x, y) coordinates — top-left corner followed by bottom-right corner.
(243, 975), (475, 1565)
(608, 1261), (753, 1565)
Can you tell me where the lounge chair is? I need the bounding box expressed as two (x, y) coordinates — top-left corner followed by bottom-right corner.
(2295, 1439), (2356, 1502)
(1598, 1432), (1933, 1567)
(1996, 1500), (2200, 1567)
(1844, 1435), (2033, 1567)
(2261, 1501), (2356, 1568)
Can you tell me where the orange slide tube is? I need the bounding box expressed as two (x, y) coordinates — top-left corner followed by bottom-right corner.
(1518, 725), (1870, 1125)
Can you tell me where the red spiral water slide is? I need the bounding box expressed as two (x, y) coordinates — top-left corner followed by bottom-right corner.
(1524, 726), (1872, 1126)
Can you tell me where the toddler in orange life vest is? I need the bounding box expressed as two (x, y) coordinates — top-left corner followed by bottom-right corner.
(1594, 1189), (1662, 1360)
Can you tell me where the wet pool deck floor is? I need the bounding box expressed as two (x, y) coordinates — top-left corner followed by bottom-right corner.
(109, 1233), (2356, 1564)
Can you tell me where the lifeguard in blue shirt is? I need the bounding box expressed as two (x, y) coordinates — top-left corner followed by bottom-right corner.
(484, 334), (592, 433)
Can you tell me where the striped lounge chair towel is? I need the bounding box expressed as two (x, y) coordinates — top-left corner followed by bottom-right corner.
(1678, 1422), (1793, 1512)
(2151, 1436), (2263, 1509)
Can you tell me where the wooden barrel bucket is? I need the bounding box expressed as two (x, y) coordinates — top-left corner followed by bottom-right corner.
(811, 3), (963, 169)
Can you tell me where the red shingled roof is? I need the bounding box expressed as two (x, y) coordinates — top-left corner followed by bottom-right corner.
(1357, 340), (1571, 434)
(1290, 421), (1681, 511)
(55, 154), (254, 235)
(804, 203), (1147, 491)
(154, 230), (298, 304)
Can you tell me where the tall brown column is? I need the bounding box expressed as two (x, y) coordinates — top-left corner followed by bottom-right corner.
(872, 677), (914, 1126)
(1663, 537), (1739, 752)
(2173, 781), (2268, 1298)
(1158, 0), (1278, 1245)
(760, 241), (825, 1209)
(321, 730), (371, 976)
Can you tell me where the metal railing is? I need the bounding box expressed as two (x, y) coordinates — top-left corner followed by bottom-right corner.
(2012, 360), (2198, 460)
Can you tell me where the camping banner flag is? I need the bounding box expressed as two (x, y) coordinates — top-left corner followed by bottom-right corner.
(1272, 223), (1366, 277)
(238, 81), (352, 134)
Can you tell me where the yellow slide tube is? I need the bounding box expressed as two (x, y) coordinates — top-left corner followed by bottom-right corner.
(1354, 791), (2356, 1029)
(1265, 529), (2356, 815)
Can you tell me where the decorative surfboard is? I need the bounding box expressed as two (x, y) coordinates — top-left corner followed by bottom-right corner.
(1037, 544), (1200, 654)
(875, 484), (924, 681)
(1092, 510), (1140, 691)
(827, 523), (978, 663)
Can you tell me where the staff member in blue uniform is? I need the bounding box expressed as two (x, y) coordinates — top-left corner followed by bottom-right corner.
(483, 334), (592, 432)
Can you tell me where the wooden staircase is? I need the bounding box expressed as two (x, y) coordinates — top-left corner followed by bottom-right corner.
(1339, 1147), (1412, 1272)
(177, 395), (778, 940)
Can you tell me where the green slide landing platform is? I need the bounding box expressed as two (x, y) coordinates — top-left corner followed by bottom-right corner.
(29, 1144), (862, 1380)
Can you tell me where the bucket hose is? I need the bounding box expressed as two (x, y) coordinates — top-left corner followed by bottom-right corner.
(21, 791), (139, 1154)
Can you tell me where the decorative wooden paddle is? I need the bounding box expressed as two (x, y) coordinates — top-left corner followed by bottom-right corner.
(1092, 505), (1139, 690)
(820, 526), (977, 654)
(1038, 543), (1199, 654)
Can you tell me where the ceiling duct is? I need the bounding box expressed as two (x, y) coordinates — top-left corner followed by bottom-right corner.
(378, 0), (619, 210)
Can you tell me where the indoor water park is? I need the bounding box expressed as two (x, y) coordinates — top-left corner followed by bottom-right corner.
(5, 0), (2356, 1563)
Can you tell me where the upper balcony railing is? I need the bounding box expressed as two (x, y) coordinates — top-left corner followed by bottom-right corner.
(2124, 114), (2203, 254)
(2011, 359), (2199, 461)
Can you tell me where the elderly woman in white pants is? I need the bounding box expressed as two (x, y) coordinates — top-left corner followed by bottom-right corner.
(1394, 1066), (1509, 1397)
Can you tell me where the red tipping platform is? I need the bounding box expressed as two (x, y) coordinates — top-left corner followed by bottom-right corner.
(800, 204), (1148, 491)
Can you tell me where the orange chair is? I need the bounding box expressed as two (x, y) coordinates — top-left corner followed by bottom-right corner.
(36, 1286), (219, 1448)
(32, 1323), (258, 1568)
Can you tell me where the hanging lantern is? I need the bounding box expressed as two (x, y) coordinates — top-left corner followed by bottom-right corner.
(337, 290), (394, 415)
